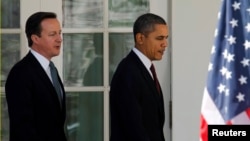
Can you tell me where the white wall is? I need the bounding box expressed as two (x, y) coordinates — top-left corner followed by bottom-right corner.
(171, 0), (221, 141)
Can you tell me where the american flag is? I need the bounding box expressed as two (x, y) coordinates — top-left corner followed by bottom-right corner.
(200, 0), (250, 141)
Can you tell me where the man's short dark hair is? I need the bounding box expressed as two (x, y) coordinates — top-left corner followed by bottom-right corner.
(25, 12), (57, 47)
(133, 13), (166, 42)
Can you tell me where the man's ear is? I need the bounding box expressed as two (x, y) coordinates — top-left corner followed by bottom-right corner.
(31, 34), (39, 44)
(136, 33), (144, 44)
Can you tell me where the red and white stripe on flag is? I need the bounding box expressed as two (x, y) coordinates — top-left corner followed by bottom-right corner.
(200, 88), (250, 141)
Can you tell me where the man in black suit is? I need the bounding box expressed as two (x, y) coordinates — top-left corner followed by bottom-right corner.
(5, 12), (67, 141)
(110, 13), (169, 141)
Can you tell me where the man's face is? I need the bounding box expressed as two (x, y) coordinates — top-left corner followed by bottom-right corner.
(139, 24), (169, 61)
(32, 18), (62, 60)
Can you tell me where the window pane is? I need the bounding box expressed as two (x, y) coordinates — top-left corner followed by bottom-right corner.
(109, 0), (149, 27)
(1, 34), (20, 87)
(109, 33), (133, 83)
(66, 92), (103, 141)
(1, 94), (9, 141)
(63, 33), (103, 86)
(1, 0), (20, 28)
(62, 0), (103, 28)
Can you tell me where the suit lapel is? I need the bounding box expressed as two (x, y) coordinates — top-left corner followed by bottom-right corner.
(128, 51), (161, 95)
(128, 51), (165, 124)
(25, 52), (63, 110)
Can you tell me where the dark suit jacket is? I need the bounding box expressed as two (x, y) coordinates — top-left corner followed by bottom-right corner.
(110, 50), (165, 141)
(5, 51), (67, 141)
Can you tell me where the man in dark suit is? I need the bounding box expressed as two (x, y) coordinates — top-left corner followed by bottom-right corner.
(5, 12), (67, 141)
(110, 13), (169, 141)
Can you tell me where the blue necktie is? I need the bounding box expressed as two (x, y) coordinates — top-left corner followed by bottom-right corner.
(50, 61), (62, 106)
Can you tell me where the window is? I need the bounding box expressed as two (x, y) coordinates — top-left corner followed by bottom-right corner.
(62, 1), (149, 140)
(1, 1), (20, 140)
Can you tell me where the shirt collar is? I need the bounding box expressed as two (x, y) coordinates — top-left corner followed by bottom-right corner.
(132, 47), (152, 70)
(30, 49), (50, 71)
